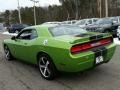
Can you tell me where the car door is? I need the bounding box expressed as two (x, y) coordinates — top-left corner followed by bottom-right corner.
(13, 29), (38, 63)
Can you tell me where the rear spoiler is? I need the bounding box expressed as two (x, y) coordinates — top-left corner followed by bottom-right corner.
(90, 35), (103, 41)
(70, 34), (112, 44)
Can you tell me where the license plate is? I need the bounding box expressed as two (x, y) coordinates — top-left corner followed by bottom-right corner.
(95, 56), (104, 64)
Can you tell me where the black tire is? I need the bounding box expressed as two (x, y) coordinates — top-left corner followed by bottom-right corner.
(4, 45), (13, 61)
(38, 53), (57, 80)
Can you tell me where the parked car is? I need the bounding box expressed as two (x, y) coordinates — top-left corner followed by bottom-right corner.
(109, 16), (120, 26)
(8, 24), (29, 33)
(74, 18), (99, 29)
(0, 23), (5, 31)
(3, 25), (116, 80)
(42, 22), (61, 26)
(117, 26), (120, 40)
(109, 17), (118, 23)
(86, 18), (119, 37)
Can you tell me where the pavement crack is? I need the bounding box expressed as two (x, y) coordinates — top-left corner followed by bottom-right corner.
(56, 80), (73, 90)
(18, 79), (32, 90)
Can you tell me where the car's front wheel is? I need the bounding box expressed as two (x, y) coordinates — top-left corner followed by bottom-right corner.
(4, 45), (13, 61)
(38, 54), (57, 80)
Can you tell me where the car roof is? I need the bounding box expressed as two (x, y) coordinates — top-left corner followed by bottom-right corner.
(23, 24), (82, 37)
(25, 24), (80, 30)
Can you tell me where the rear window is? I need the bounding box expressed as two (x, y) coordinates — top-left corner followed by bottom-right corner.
(49, 25), (87, 37)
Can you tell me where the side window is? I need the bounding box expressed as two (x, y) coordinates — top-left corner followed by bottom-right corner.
(17, 29), (38, 40)
(30, 30), (38, 39)
(17, 30), (31, 40)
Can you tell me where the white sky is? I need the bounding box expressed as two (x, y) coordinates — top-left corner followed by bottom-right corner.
(0, 0), (60, 12)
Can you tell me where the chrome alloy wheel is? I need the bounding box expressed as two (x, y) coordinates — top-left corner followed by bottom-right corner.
(39, 57), (51, 78)
(4, 46), (10, 60)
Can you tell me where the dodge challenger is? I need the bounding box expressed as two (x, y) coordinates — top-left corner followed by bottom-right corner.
(3, 25), (116, 80)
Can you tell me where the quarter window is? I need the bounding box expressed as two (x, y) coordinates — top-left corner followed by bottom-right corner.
(30, 29), (38, 39)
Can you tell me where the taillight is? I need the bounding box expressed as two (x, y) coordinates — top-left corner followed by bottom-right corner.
(100, 38), (112, 45)
(71, 37), (112, 54)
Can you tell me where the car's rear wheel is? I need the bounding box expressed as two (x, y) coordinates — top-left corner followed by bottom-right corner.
(38, 54), (57, 80)
(4, 45), (13, 61)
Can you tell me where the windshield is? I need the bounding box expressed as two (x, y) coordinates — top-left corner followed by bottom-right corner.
(49, 25), (87, 37)
(75, 20), (86, 25)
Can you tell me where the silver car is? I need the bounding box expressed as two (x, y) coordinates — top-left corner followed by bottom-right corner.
(74, 18), (99, 29)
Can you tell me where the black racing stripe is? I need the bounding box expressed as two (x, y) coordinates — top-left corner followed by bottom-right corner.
(90, 36), (97, 41)
(89, 35), (103, 41)
(97, 35), (103, 39)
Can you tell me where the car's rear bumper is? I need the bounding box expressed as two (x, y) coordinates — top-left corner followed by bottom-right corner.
(56, 43), (116, 72)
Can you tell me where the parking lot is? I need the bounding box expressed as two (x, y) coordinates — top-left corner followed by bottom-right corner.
(0, 33), (120, 90)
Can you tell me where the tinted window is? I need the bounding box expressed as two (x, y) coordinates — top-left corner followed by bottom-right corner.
(17, 30), (31, 40)
(17, 29), (38, 40)
(49, 25), (87, 37)
(30, 30), (38, 39)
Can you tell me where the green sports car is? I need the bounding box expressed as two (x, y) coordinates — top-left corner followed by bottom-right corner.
(3, 25), (116, 80)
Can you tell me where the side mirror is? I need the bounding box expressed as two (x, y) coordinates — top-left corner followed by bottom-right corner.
(11, 36), (16, 40)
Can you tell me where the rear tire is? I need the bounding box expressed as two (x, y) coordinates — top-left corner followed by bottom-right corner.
(4, 45), (13, 61)
(38, 53), (57, 80)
